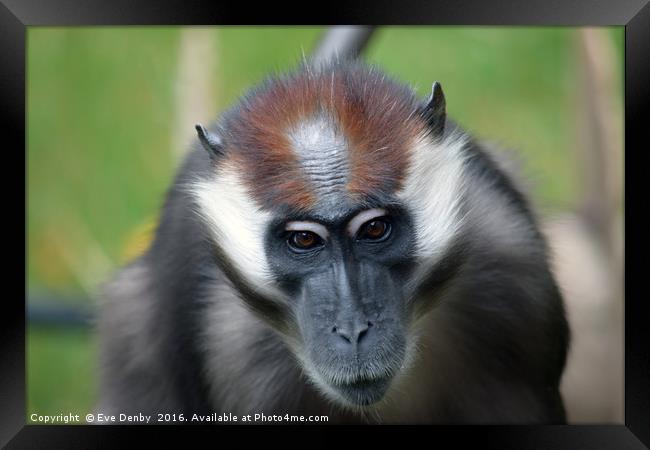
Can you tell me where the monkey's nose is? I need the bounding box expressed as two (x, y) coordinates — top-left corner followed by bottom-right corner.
(332, 320), (373, 345)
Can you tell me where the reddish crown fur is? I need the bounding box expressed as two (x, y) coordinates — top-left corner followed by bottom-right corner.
(217, 62), (429, 211)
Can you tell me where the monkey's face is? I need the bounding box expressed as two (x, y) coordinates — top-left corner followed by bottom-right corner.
(191, 62), (469, 408)
(264, 205), (417, 406)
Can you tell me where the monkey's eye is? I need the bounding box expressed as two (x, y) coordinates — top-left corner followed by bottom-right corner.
(356, 218), (392, 242)
(287, 231), (324, 252)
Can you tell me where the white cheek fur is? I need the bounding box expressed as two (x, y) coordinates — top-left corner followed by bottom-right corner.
(188, 164), (281, 299)
(397, 131), (469, 279)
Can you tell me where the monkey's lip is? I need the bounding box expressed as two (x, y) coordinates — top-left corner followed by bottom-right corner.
(330, 375), (393, 406)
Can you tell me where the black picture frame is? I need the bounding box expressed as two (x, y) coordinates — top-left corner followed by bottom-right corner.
(4, 0), (648, 447)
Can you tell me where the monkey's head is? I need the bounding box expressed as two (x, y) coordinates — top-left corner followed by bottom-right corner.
(190, 62), (468, 408)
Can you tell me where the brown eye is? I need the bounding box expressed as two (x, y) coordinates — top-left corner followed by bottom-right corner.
(288, 231), (323, 252)
(358, 219), (391, 241)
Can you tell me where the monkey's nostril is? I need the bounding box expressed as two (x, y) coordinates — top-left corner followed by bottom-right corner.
(332, 325), (353, 343)
(333, 321), (373, 345)
(358, 328), (369, 342)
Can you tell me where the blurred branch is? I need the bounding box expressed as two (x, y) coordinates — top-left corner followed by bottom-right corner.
(28, 300), (94, 328)
(553, 28), (623, 423)
(575, 28), (623, 270)
(311, 26), (376, 64)
(172, 28), (218, 160)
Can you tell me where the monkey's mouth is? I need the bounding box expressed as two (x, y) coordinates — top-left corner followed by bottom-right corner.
(329, 375), (393, 406)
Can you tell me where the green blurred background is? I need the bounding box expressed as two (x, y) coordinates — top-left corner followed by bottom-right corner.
(27, 26), (623, 419)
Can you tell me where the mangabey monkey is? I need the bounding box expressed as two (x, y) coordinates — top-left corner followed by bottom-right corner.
(98, 61), (569, 424)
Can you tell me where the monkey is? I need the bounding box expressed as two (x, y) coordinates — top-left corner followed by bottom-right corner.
(97, 60), (569, 424)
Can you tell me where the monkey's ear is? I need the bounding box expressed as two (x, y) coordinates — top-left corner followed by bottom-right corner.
(421, 81), (446, 137)
(195, 124), (225, 159)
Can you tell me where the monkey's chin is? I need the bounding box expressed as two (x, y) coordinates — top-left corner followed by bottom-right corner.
(329, 375), (392, 407)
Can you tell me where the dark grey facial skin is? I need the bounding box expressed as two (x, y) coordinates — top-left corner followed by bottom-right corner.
(264, 204), (416, 406)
